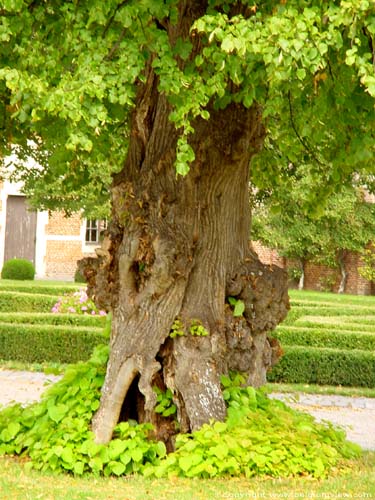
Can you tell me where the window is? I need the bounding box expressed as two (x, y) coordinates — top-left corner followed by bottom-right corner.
(85, 219), (107, 244)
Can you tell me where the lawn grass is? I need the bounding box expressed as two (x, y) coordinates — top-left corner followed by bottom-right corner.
(1, 454), (374, 500)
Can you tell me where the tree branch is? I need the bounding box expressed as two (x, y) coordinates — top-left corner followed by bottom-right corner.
(287, 90), (324, 167)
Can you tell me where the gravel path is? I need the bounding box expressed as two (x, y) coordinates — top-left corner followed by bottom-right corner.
(270, 392), (375, 450)
(0, 370), (374, 450)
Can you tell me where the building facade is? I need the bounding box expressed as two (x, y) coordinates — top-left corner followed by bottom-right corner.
(0, 180), (98, 280)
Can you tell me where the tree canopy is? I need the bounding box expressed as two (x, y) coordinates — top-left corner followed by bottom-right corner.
(1, 1), (375, 214)
(1, 0), (375, 474)
(252, 182), (375, 290)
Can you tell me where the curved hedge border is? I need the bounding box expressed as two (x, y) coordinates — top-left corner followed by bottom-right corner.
(0, 324), (107, 363)
(274, 326), (375, 351)
(0, 312), (105, 328)
(0, 292), (57, 313)
(268, 346), (375, 387)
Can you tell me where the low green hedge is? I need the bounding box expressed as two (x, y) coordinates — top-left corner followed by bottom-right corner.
(0, 281), (79, 296)
(268, 346), (375, 387)
(294, 319), (375, 333)
(282, 306), (375, 325)
(0, 291), (57, 313)
(0, 323), (107, 363)
(297, 315), (375, 327)
(0, 312), (106, 328)
(273, 326), (375, 351)
(289, 289), (375, 306)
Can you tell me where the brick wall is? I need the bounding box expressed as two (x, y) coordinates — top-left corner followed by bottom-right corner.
(251, 241), (285, 267)
(45, 211), (96, 280)
(46, 211), (81, 236)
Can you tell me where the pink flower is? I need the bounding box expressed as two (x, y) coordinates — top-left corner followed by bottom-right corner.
(81, 306), (88, 311)
(99, 310), (106, 316)
(91, 311), (96, 315)
(68, 307), (76, 313)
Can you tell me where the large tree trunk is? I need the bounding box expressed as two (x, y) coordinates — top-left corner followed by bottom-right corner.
(81, 2), (289, 446)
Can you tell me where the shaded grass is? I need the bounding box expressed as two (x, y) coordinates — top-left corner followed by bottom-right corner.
(0, 454), (374, 500)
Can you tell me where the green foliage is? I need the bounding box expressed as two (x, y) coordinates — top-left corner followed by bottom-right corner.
(1, 259), (35, 281)
(287, 266), (303, 283)
(359, 247), (375, 283)
(170, 318), (209, 338)
(153, 387), (177, 418)
(189, 320), (209, 337)
(318, 273), (337, 293)
(268, 345), (375, 388)
(0, 280), (79, 296)
(0, 322), (107, 364)
(270, 290), (375, 387)
(0, 312), (105, 328)
(0, 345), (166, 476)
(252, 185), (375, 272)
(0, 345), (361, 479)
(274, 325), (375, 352)
(145, 373), (361, 479)
(1, 2), (375, 211)
(169, 319), (184, 339)
(0, 291), (56, 313)
(74, 269), (86, 284)
(227, 297), (245, 317)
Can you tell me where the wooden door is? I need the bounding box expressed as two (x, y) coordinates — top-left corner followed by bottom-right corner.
(4, 195), (37, 264)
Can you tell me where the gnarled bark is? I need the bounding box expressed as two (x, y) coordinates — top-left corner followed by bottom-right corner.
(80, 1), (289, 446)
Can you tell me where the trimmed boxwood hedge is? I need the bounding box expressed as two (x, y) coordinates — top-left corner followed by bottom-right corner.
(0, 312), (106, 328)
(294, 319), (375, 333)
(0, 282), (79, 296)
(0, 291), (58, 313)
(283, 306), (375, 324)
(1, 258), (35, 280)
(268, 346), (375, 387)
(273, 326), (375, 351)
(0, 323), (107, 363)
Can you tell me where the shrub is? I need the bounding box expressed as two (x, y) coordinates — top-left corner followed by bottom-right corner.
(268, 346), (375, 387)
(273, 326), (375, 351)
(0, 282), (79, 296)
(51, 289), (106, 316)
(1, 258), (35, 280)
(0, 323), (107, 363)
(74, 268), (86, 283)
(0, 291), (57, 313)
(0, 312), (105, 328)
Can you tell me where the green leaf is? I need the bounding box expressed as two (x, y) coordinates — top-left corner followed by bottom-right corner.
(109, 439), (128, 459)
(221, 36), (235, 53)
(73, 461), (85, 475)
(130, 448), (143, 462)
(233, 300), (245, 317)
(179, 453), (203, 472)
(47, 404), (68, 423)
(155, 441), (167, 457)
(61, 447), (74, 465)
(109, 461), (126, 476)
